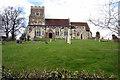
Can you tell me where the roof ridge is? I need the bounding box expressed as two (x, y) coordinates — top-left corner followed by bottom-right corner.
(71, 22), (87, 23)
(45, 18), (69, 20)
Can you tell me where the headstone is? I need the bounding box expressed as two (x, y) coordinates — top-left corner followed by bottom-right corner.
(112, 34), (119, 42)
(95, 31), (100, 41)
(67, 35), (71, 44)
(67, 29), (71, 44)
(50, 39), (52, 42)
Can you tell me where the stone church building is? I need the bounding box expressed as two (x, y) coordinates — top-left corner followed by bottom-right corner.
(26, 6), (92, 40)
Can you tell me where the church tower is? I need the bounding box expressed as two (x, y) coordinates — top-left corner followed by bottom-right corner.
(29, 6), (45, 25)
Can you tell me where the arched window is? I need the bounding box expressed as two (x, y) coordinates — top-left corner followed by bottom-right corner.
(42, 31), (44, 35)
(55, 30), (59, 36)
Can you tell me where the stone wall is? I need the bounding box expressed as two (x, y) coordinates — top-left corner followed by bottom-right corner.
(26, 25), (92, 40)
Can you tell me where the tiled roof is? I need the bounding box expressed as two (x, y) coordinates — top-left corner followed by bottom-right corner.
(45, 19), (69, 26)
(70, 22), (90, 31)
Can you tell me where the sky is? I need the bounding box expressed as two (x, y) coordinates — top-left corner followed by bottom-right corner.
(0, 0), (119, 39)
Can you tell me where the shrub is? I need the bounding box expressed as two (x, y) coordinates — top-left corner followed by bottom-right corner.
(2, 67), (117, 80)
(33, 38), (48, 42)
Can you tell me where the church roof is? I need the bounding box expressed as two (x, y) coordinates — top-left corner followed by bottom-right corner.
(45, 19), (69, 26)
(70, 22), (90, 31)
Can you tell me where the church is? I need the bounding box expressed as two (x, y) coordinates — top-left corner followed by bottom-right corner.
(26, 6), (92, 40)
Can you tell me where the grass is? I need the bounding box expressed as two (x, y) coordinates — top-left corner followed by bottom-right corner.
(2, 39), (119, 77)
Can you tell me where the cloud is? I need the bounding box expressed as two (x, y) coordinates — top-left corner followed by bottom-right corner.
(40, 0), (103, 21)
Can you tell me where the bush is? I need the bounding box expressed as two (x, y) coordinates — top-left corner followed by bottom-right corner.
(2, 67), (117, 80)
(100, 40), (109, 42)
(22, 41), (30, 44)
(33, 38), (46, 41)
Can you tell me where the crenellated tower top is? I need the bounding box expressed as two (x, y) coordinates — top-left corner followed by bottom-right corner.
(31, 6), (44, 9)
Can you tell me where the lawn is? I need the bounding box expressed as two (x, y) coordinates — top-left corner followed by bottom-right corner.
(2, 39), (119, 77)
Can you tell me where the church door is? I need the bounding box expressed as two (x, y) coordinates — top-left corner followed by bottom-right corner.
(81, 34), (83, 39)
(49, 33), (52, 38)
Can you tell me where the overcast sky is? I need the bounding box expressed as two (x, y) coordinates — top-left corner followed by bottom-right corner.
(0, 0), (119, 39)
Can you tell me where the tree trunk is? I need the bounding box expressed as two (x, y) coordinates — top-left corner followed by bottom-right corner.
(11, 25), (15, 40)
(11, 32), (15, 40)
(5, 33), (9, 41)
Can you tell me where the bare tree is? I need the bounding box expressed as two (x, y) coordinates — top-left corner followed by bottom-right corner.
(1, 7), (11, 39)
(1, 6), (25, 40)
(89, 0), (119, 35)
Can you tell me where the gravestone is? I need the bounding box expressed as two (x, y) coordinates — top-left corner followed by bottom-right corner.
(50, 39), (52, 42)
(67, 35), (71, 44)
(112, 34), (119, 42)
(95, 31), (100, 41)
(67, 29), (71, 44)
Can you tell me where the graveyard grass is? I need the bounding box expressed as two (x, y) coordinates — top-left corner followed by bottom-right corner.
(2, 39), (119, 77)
